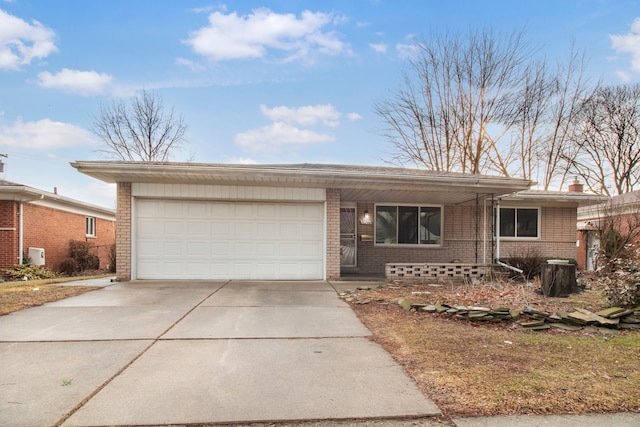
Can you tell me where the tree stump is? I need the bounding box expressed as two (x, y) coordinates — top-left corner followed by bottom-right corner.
(541, 263), (578, 297)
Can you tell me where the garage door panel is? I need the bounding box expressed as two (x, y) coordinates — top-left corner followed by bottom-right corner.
(164, 201), (185, 216)
(163, 221), (185, 235)
(136, 200), (324, 280)
(211, 222), (231, 236)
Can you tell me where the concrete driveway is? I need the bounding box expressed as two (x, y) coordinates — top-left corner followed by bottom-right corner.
(0, 280), (440, 427)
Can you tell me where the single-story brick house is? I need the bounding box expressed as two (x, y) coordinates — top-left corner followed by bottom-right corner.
(0, 179), (116, 274)
(577, 189), (640, 271)
(71, 162), (604, 282)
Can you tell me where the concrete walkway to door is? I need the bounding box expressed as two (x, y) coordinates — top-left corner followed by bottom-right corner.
(0, 280), (441, 427)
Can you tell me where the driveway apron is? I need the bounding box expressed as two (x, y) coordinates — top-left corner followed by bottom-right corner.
(0, 280), (440, 427)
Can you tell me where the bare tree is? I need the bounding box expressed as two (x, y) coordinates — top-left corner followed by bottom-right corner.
(569, 84), (640, 196)
(375, 28), (534, 175)
(538, 48), (591, 190)
(93, 90), (188, 162)
(376, 31), (596, 191)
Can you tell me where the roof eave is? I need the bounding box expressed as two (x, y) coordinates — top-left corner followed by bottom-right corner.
(71, 161), (532, 196)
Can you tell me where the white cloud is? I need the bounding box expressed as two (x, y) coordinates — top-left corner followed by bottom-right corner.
(225, 157), (258, 164)
(37, 68), (112, 95)
(396, 43), (418, 59)
(610, 17), (640, 75)
(234, 122), (334, 153)
(0, 9), (57, 70)
(175, 57), (205, 72)
(185, 8), (350, 63)
(0, 118), (95, 149)
(370, 43), (387, 53)
(347, 112), (362, 121)
(260, 104), (341, 127)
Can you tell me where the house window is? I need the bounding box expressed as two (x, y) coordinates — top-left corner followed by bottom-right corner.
(498, 207), (539, 238)
(375, 205), (442, 245)
(86, 217), (96, 237)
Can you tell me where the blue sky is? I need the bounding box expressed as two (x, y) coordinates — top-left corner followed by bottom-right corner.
(1, 0), (640, 208)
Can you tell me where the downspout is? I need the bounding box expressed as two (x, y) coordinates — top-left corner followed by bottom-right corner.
(495, 197), (500, 262)
(18, 202), (23, 264)
(483, 197), (486, 264)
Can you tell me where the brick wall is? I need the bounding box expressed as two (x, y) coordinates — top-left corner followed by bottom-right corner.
(116, 182), (132, 281)
(0, 201), (19, 270)
(0, 200), (115, 273)
(355, 203), (578, 276)
(22, 204), (115, 271)
(326, 188), (340, 280)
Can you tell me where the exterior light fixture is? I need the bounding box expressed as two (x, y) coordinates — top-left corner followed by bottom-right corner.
(360, 209), (372, 225)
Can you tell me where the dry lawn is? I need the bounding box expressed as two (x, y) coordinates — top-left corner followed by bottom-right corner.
(0, 277), (103, 315)
(348, 279), (640, 417)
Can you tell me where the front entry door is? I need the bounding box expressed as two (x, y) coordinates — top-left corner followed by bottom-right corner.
(340, 206), (357, 268)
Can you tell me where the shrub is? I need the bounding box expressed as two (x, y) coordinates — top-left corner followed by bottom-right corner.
(5, 264), (56, 280)
(108, 244), (116, 273)
(599, 245), (640, 308)
(58, 258), (79, 276)
(68, 240), (99, 271)
(503, 247), (544, 280)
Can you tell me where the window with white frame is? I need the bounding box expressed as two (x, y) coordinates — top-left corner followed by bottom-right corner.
(375, 205), (442, 245)
(497, 207), (539, 238)
(86, 216), (96, 237)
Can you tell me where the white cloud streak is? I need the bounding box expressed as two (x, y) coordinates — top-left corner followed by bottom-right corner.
(37, 68), (113, 95)
(260, 104), (341, 127)
(234, 122), (335, 153)
(369, 43), (387, 53)
(185, 8), (350, 63)
(0, 9), (57, 70)
(610, 17), (640, 76)
(0, 118), (95, 149)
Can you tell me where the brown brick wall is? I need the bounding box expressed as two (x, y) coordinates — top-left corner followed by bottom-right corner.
(116, 182), (132, 281)
(0, 201), (19, 270)
(326, 189), (340, 280)
(355, 203), (578, 275)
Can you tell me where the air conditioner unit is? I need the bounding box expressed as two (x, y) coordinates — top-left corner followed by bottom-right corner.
(28, 248), (45, 266)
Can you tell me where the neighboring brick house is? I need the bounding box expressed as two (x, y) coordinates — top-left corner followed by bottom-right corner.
(72, 162), (604, 282)
(0, 180), (116, 274)
(577, 189), (640, 271)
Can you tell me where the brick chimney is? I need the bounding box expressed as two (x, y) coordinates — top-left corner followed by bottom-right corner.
(568, 177), (583, 193)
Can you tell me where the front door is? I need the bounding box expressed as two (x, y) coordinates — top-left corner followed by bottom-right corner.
(586, 231), (600, 271)
(340, 206), (357, 268)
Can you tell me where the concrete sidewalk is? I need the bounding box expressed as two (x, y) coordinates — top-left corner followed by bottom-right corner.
(0, 280), (440, 427)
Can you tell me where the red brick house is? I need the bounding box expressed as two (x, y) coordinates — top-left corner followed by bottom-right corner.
(72, 162), (604, 282)
(0, 180), (116, 274)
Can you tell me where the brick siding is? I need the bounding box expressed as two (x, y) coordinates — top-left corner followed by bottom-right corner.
(326, 188), (340, 280)
(355, 203), (578, 276)
(116, 182), (132, 281)
(0, 200), (115, 273)
(0, 201), (19, 270)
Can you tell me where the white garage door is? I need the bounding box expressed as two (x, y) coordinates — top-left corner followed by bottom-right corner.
(135, 200), (325, 280)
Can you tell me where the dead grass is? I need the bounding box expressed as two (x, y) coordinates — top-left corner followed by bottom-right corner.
(0, 276), (106, 315)
(348, 279), (640, 417)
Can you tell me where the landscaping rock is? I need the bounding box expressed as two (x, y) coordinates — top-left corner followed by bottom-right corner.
(398, 298), (412, 311)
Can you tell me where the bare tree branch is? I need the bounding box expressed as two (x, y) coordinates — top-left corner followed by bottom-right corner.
(93, 90), (188, 162)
